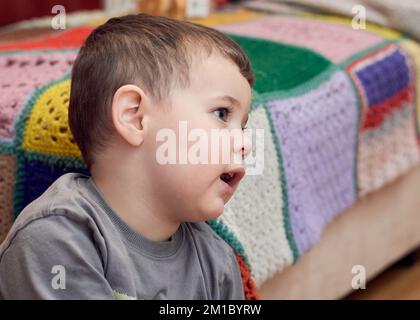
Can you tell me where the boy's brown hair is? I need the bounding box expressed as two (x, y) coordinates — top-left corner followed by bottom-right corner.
(69, 13), (254, 169)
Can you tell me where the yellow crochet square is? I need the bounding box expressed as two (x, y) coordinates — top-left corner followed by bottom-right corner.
(23, 79), (82, 158)
(400, 39), (420, 133)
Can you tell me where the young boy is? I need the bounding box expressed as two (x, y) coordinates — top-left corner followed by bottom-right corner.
(0, 14), (253, 299)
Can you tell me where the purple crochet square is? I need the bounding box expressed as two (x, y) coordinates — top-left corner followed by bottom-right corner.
(0, 51), (77, 141)
(355, 47), (410, 107)
(268, 71), (358, 254)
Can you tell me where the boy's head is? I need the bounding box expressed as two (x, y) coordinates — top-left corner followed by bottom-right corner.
(69, 14), (254, 221)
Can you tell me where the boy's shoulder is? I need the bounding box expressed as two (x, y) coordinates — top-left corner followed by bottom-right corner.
(2, 172), (238, 266)
(183, 221), (243, 299)
(184, 221), (236, 260)
(0, 173), (97, 253)
(13, 172), (91, 221)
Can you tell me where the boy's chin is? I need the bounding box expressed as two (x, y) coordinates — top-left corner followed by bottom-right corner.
(193, 200), (225, 222)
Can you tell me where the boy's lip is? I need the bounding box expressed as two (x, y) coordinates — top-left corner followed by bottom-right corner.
(219, 166), (246, 196)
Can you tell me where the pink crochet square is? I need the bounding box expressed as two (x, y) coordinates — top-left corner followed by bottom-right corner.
(217, 15), (383, 63)
(0, 51), (77, 141)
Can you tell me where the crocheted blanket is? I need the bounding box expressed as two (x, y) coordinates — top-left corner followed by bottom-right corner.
(1, 10), (419, 299)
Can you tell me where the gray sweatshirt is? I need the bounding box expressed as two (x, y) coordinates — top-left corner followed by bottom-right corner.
(0, 173), (244, 300)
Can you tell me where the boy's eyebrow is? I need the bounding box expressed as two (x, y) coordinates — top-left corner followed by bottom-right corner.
(213, 95), (240, 106)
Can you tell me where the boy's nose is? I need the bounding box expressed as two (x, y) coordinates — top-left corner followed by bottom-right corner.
(242, 133), (252, 159)
(232, 131), (252, 159)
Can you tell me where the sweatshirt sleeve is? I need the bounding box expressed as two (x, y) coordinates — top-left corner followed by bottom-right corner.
(0, 213), (115, 300)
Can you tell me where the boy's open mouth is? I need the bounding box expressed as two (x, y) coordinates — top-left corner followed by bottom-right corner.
(219, 167), (246, 189)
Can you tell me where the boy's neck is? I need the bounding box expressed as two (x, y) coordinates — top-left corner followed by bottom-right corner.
(90, 163), (180, 242)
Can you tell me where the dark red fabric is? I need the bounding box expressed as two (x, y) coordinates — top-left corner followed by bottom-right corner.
(0, 0), (100, 27)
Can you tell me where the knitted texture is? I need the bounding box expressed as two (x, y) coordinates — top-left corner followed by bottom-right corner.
(0, 52), (77, 141)
(205, 219), (258, 298)
(347, 44), (420, 196)
(217, 15), (383, 63)
(1, 12), (420, 298)
(399, 39), (420, 136)
(22, 79), (81, 157)
(297, 13), (403, 41)
(229, 34), (331, 94)
(221, 106), (295, 286)
(267, 70), (358, 254)
(235, 254), (259, 300)
(19, 157), (89, 213)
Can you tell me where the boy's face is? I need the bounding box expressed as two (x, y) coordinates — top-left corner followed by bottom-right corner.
(143, 53), (252, 223)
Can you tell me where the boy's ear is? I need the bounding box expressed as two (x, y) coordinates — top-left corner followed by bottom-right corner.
(111, 84), (149, 147)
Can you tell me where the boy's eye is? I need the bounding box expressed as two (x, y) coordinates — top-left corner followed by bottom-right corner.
(213, 107), (231, 122)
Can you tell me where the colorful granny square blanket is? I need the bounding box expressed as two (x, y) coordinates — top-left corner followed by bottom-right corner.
(1, 10), (419, 299)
